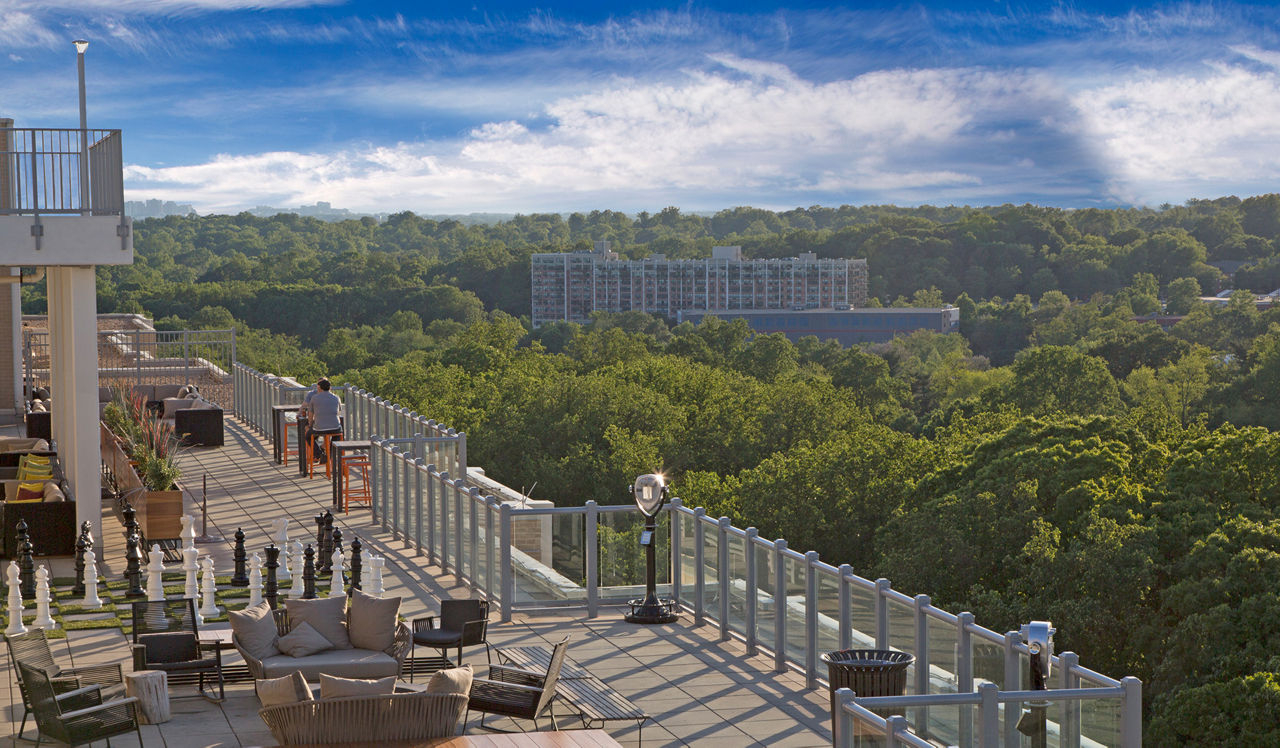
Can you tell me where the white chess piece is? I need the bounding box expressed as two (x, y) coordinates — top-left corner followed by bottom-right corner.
(329, 549), (346, 598)
(82, 550), (103, 610)
(180, 514), (196, 552)
(32, 566), (56, 629)
(5, 561), (26, 635)
(146, 544), (166, 602)
(248, 552), (263, 607)
(369, 555), (386, 598)
(274, 519), (292, 581)
(288, 540), (305, 598)
(199, 557), (219, 619)
(183, 546), (199, 601)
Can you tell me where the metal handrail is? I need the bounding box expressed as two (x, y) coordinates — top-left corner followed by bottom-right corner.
(0, 127), (123, 215)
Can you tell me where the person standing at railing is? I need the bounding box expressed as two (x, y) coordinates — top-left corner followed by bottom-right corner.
(300, 378), (343, 475)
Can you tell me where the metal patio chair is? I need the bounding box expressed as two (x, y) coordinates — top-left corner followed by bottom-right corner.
(5, 629), (125, 741)
(466, 636), (569, 732)
(129, 598), (224, 701)
(18, 660), (142, 748)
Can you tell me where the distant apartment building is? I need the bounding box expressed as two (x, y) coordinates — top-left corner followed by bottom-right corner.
(677, 307), (961, 346)
(531, 243), (869, 326)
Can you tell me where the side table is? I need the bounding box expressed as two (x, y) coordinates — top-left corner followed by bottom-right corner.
(125, 669), (171, 724)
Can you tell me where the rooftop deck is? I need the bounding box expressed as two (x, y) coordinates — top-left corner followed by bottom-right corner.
(1, 416), (834, 747)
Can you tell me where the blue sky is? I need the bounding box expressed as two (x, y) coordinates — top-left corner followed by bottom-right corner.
(5, 1), (1280, 214)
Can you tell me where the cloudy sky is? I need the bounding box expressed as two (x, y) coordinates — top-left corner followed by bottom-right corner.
(5, 0), (1280, 214)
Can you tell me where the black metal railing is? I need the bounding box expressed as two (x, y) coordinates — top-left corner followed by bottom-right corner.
(0, 127), (124, 215)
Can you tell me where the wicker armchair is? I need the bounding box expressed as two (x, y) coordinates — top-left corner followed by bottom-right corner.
(234, 608), (413, 680)
(259, 690), (468, 745)
(130, 598), (224, 701)
(6, 629), (125, 741)
(466, 636), (570, 732)
(17, 661), (142, 748)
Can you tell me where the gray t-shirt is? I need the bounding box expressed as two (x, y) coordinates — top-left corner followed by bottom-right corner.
(309, 390), (342, 432)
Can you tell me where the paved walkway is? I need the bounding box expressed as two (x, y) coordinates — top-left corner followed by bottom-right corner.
(2, 417), (833, 747)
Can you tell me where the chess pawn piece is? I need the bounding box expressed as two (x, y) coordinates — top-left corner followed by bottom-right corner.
(369, 555), (386, 598)
(329, 549), (346, 598)
(82, 550), (103, 610)
(199, 557), (219, 619)
(181, 514), (196, 552)
(146, 544), (166, 602)
(248, 552), (263, 607)
(5, 561), (27, 635)
(288, 540), (305, 598)
(183, 546), (200, 601)
(32, 566), (56, 629)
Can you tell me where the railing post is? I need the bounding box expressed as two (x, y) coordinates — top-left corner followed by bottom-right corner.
(413, 459), (425, 556)
(1061, 651), (1081, 748)
(838, 564), (853, 651)
(875, 578), (891, 650)
(1004, 630), (1023, 747)
(693, 508), (706, 626)
(390, 447), (402, 541)
(717, 517), (731, 641)
(913, 594), (931, 731)
(669, 499), (683, 606)
(500, 503), (513, 622)
(979, 682), (1000, 746)
(485, 496), (498, 605)
(1121, 676), (1142, 748)
(744, 527), (758, 656)
(369, 437), (381, 527)
(453, 478), (465, 580)
(468, 487), (481, 592)
(426, 466), (438, 565)
(438, 471), (451, 574)
(886, 715), (909, 746)
(805, 550), (820, 689)
(586, 501), (599, 618)
(832, 687), (854, 748)
(774, 539), (788, 673)
(957, 612), (975, 748)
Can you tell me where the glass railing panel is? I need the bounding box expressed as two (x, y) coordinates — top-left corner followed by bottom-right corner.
(850, 582), (877, 649)
(926, 615), (959, 695)
(782, 554), (806, 665)
(726, 532), (748, 637)
(474, 498), (489, 594)
(905, 704), (975, 748)
(887, 597), (917, 694)
(702, 522), (720, 625)
(513, 512), (580, 604)
(1079, 685), (1122, 748)
(679, 512), (697, 596)
(816, 569), (840, 658)
(459, 489), (473, 582)
(972, 636), (1005, 690)
(598, 510), (670, 597)
(754, 540), (776, 646)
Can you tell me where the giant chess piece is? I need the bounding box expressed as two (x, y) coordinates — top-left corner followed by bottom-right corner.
(331, 527), (343, 572)
(182, 546), (199, 601)
(314, 512), (325, 552)
(122, 503), (144, 598)
(263, 544), (280, 609)
(288, 540), (305, 599)
(72, 522), (92, 596)
(329, 548), (346, 598)
(199, 557), (219, 619)
(5, 561), (27, 635)
(16, 520), (36, 600)
(32, 566), (56, 629)
(273, 519), (292, 581)
(301, 544), (317, 599)
(319, 512), (335, 574)
(82, 549), (103, 610)
(349, 536), (363, 592)
(369, 555), (386, 598)
(231, 528), (249, 587)
(181, 514), (196, 553)
(146, 544), (166, 602)
(248, 552), (263, 608)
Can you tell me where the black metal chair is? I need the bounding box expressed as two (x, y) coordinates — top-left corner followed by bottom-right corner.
(5, 629), (125, 741)
(412, 598), (491, 674)
(17, 661), (142, 748)
(466, 636), (569, 732)
(129, 598), (224, 701)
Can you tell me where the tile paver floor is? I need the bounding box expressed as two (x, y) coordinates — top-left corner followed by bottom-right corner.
(2, 417), (833, 747)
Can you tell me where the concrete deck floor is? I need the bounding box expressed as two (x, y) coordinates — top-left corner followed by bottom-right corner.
(2, 417), (833, 747)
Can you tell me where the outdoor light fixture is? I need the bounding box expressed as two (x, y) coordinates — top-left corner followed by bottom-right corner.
(74, 40), (89, 54)
(624, 473), (678, 624)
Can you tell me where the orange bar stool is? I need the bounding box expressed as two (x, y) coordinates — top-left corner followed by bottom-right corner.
(306, 431), (343, 479)
(282, 419), (299, 465)
(342, 454), (372, 513)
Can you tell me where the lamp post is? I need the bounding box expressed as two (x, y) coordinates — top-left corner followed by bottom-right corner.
(625, 473), (678, 624)
(74, 39), (89, 215)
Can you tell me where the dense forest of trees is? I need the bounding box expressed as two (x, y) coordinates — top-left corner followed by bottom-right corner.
(24, 197), (1280, 744)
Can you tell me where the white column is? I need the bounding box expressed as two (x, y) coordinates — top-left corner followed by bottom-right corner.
(46, 266), (101, 542)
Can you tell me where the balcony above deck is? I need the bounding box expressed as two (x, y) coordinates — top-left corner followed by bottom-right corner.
(0, 127), (133, 265)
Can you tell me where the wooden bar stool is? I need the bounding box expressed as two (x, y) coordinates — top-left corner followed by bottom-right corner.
(306, 431), (343, 479)
(342, 454), (372, 513)
(281, 419), (299, 465)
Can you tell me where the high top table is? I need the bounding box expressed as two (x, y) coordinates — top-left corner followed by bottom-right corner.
(271, 405), (300, 464)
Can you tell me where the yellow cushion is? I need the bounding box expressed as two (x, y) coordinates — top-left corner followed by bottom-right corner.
(14, 482), (45, 502)
(18, 466), (53, 481)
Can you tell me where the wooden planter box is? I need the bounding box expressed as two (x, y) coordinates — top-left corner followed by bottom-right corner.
(100, 424), (184, 541)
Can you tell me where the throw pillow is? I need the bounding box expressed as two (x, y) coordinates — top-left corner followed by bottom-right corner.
(426, 665), (473, 696)
(14, 482), (45, 502)
(319, 674), (396, 699)
(42, 483), (65, 502)
(161, 397), (189, 419)
(346, 589), (401, 652)
(227, 600), (281, 661)
(285, 596), (352, 649)
(256, 671), (312, 707)
(277, 621), (333, 658)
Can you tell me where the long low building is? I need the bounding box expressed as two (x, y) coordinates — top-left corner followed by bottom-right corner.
(677, 306), (961, 345)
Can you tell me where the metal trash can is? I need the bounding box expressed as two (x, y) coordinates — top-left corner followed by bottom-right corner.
(822, 649), (915, 729)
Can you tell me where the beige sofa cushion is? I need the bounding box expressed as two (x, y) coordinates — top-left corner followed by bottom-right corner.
(426, 665), (473, 696)
(256, 671), (312, 707)
(229, 601), (281, 661)
(319, 674), (395, 699)
(285, 597), (352, 649)
(0, 438), (49, 453)
(347, 590), (401, 652)
(257, 648), (399, 680)
(153, 384), (186, 400)
(278, 621), (333, 658)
